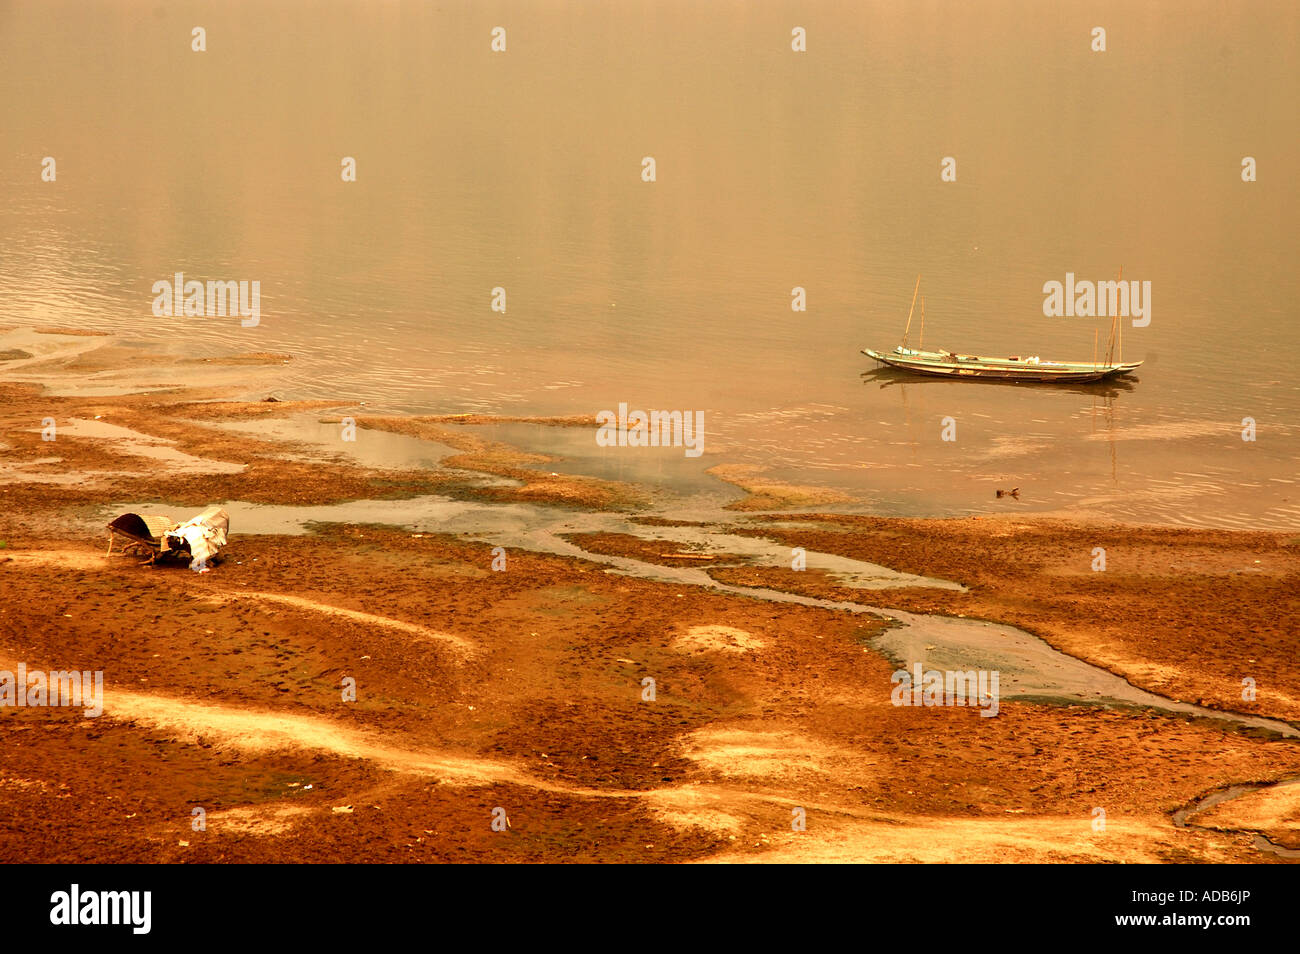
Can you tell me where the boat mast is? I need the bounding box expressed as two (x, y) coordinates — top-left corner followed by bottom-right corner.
(1104, 265), (1123, 368)
(1117, 266), (1123, 365)
(919, 295), (926, 350)
(1104, 291), (1117, 366)
(901, 274), (921, 350)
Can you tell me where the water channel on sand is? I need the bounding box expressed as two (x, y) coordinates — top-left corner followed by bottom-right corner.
(98, 491), (1299, 742)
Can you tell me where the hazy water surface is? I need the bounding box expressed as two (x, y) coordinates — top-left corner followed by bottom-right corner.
(3, 1), (1298, 527)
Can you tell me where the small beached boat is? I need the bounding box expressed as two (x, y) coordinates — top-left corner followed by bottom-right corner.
(106, 512), (176, 559)
(863, 276), (1142, 384)
(106, 505), (230, 569)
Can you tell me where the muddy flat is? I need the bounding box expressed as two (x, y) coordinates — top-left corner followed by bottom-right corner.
(1, 335), (1298, 863)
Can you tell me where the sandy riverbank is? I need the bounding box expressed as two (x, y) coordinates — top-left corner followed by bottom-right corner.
(1, 329), (1297, 863)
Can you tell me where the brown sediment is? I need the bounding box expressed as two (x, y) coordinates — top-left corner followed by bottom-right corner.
(171, 399), (349, 420)
(1189, 782), (1300, 851)
(706, 463), (855, 511)
(1, 332), (1298, 863)
(176, 352), (295, 366)
(0, 326), (112, 336)
(629, 516), (711, 528)
(2, 526), (1298, 863)
(708, 515), (1300, 725)
(422, 413), (596, 427)
(0, 396), (457, 525)
(355, 415), (646, 510)
(560, 531), (744, 567)
(39, 344), (182, 374)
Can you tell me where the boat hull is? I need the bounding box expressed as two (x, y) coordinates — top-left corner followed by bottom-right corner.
(863, 348), (1141, 383)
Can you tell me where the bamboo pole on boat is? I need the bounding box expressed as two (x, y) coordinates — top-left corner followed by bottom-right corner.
(1105, 284), (1118, 367)
(1117, 266), (1123, 365)
(919, 295), (926, 350)
(1104, 266), (1124, 368)
(901, 274), (921, 350)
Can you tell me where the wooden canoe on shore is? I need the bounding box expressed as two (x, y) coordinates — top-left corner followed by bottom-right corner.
(106, 506), (230, 568)
(106, 512), (176, 559)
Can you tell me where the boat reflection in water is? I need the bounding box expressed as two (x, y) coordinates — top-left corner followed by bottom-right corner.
(858, 366), (1138, 395)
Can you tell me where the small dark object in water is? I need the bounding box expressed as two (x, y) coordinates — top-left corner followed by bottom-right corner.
(996, 487), (1021, 500)
(262, 396), (280, 402)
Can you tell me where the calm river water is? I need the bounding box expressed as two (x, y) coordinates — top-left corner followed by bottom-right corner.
(3, 0), (1298, 527)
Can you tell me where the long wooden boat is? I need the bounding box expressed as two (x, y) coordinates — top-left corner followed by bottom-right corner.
(863, 275), (1142, 384)
(862, 346), (1142, 382)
